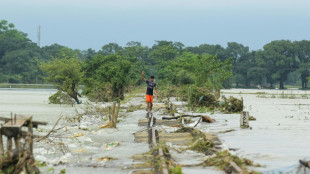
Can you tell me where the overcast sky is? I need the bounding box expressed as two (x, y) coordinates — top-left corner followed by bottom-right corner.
(1, 0), (310, 50)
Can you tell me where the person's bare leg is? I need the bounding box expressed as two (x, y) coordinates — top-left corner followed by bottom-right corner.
(150, 103), (153, 112)
(147, 102), (151, 113)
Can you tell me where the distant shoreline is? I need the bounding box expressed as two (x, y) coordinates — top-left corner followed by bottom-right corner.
(0, 83), (56, 89)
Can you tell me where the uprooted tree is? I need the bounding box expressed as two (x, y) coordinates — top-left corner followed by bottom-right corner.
(40, 49), (84, 104)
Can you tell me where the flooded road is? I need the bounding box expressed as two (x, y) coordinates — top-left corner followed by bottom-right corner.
(1, 88), (310, 173)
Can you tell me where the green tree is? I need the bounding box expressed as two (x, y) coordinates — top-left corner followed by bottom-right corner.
(233, 51), (257, 87)
(294, 40), (310, 88)
(0, 20), (44, 83)
(83, 54), (131, 100)
(120, 42), (149, 86)
(150, 41), (180, 64)
(41, 44), (67, 61)
(176, 52), (232, 89)
(185, 44), (228, 61)
(225, 42), (250, 87)
(98, 43), (122, 56)
(81, 48), (97, 60)
(247, 67), (267, 86)
(259, 40), (297, 89)
(0, 20), (30, 58)
(1, 49), (40, 83)
(40, 51), (84, 104)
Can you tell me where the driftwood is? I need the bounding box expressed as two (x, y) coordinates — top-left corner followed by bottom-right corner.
(163, 115), (215, 123)
(35, 115), (63, 142)
(202, 116), (215, 123)
(193, 116), (202, 127)
(162, 115), (202, 120)
(227, 161), (243, 173)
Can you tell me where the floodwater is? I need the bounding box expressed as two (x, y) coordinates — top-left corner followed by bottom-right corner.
(0, 88), (78, 123)
(201, 89), (310, 173)
(1, 88), (310, 173)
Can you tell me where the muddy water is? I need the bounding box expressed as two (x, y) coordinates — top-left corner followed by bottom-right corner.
(198, 89), (310, 173)
(2, 88), (310, 173)
(0, 88), (79, 123)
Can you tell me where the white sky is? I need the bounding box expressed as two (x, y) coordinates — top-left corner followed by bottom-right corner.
(1, 0), (310, 50)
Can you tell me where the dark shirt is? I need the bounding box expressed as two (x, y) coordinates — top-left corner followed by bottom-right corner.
(146, 80), (156, 96)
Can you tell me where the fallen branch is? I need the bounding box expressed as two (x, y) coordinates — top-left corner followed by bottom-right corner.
(193, 116), (202, 127)
(228, 161), (243, 173)
(35, 115), (63, 142)
(162, 115), (202, 120)
(98, 121), (113, 129)
(163, 115), (214, 124)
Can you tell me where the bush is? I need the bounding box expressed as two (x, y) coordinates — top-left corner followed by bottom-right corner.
(48, 91), (75, 105)
(189, 86), (219, 108)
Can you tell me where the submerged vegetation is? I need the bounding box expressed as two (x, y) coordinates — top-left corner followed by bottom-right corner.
(176, 127), (215, 154)
(169, 166), (184, 174)
(202, 150), (261, 174)
(220, 96), (244, 113)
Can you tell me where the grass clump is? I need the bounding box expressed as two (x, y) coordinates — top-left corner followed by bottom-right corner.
(188, 138), (213, 153)
(175, 127), (204, 139)
(175, 127), (215, 154)
(249, 115), (256, 121)
(169, 166), (184, 174)
(202, 150), (261, 174)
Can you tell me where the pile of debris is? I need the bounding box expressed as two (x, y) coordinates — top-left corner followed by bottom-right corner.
(201, 150), (260, 174)
(220, 96), (244, 113)
(189, 87), (219, 108)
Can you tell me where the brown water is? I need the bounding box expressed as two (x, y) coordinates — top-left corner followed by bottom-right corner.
(1, 88), (310, 173)
(0, 88), (78, 123)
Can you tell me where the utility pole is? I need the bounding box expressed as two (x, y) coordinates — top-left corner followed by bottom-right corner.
(37, 25), (41, 47)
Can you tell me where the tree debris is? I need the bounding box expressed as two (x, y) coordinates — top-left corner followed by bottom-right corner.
(221, 96), (244, 113)
(201, 150), (261, 174)
(202, 116), (215, 123)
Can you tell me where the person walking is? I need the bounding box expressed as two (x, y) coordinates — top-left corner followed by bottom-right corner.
(142, 71), (158, 114)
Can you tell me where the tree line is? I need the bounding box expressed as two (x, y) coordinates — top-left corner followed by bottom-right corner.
(1, 19), (310, 98)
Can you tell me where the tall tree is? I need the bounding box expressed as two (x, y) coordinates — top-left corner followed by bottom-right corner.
(294, 40), (310, 88)
(98, 43), (122, 56)
(259, 40), (297, 89)
(83, 54), (131, 100)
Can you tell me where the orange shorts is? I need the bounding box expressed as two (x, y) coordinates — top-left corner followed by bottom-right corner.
(146, 94), (154, 103)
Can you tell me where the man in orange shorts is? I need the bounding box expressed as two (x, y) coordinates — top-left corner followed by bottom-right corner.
(142, 71), (158, 113)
